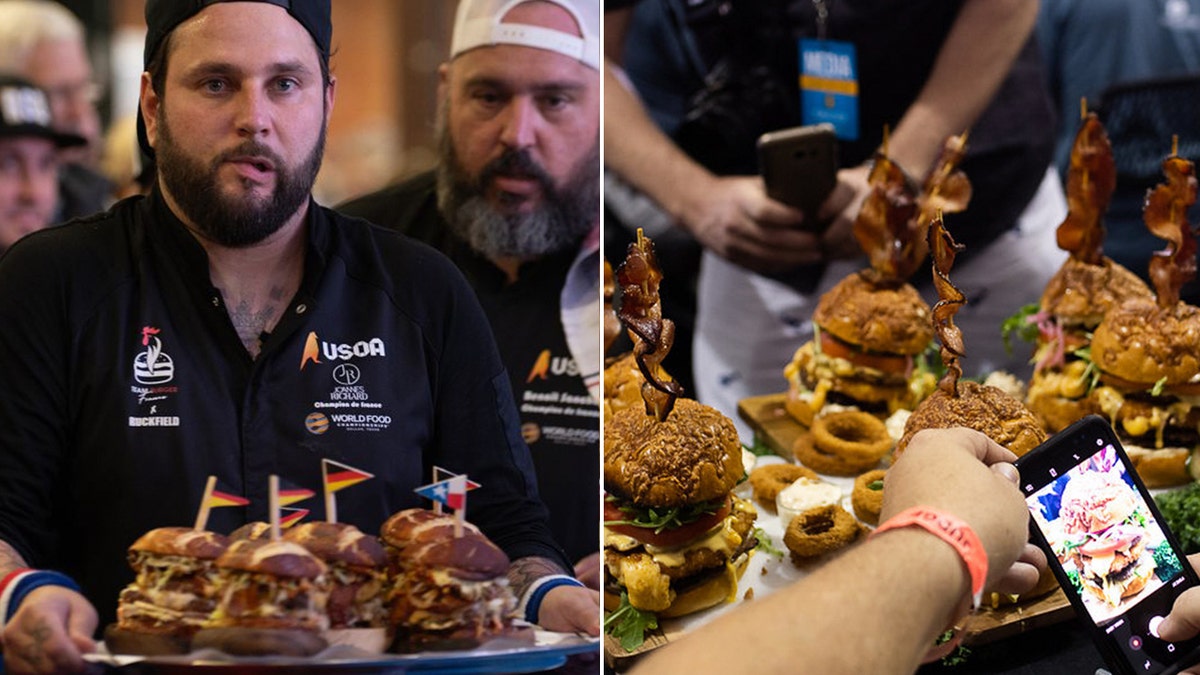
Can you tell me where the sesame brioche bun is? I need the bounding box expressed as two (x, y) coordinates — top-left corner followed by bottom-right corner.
(604, 398), (744, 507)
(1090, 298), (1200, 385)
(813, 272), (934, 355)
(1040, 257), (1151, 328)
(897, 381), (1046, 457)
(604, 351), (645, 423)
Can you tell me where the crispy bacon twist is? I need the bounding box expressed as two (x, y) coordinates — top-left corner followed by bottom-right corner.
(928, 213), (967, 397)
(1143, 143), (1198, 309)
(1057, 112), (1117, 265)
(616, 230), (683, 421)
(854, 132), (970, 283)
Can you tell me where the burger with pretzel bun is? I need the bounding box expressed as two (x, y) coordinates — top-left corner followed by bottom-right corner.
(379, 508), (518, 652)
(105, 527), (230, 655)
(192, 537), (332, 656)
(602, 397), (757, 640)
(283, 521), (388, 652)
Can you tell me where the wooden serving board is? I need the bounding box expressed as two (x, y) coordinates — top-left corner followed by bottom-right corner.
(737, 392), (1074, 645)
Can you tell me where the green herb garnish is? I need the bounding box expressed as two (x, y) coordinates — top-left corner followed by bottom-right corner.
(868, 480), (884, 491)
(604, 591), (658, 651)
(604, 495), (725, 534)
(1001, 303), (1041, 354)
(753, 527), (784, 559)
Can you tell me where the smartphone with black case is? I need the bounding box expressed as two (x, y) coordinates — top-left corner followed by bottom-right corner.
(757, 123), (838, 229)
(1016, 415), (1200, 675)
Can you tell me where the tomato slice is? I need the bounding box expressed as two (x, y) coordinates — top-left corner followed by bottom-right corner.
(604, 496), (731, 549)
(818, 331), (910, 375)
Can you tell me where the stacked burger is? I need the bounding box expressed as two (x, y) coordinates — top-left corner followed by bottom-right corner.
(379, 508), (517, 652)
(106, 527), (230, 655)
(603, 231), (757, 651)
(1022, 112), (1153, 432)
(1084, 147), (1200, 488)
(784, 133), (970, 425)
(195, 537), (333, 656)
(1059, 470), (1156, 608)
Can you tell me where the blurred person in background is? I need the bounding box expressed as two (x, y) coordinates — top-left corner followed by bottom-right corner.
(0, 0), (111, 221)
(0, 75), (85, 255)
(339, 0), (602, 584)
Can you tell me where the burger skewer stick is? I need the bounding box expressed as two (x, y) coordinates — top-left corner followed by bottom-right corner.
(269, 474), (282, 541)
(616, 228), (684, 421)
(928, 212), (967, 396)
(194, 475), (218, 531)
(1143, 135), (1198, 309)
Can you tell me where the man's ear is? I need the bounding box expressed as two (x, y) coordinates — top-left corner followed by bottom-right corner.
(324, 74), (337, 123)
(139, 72), (159, 149)
(436, 62), (450, 103)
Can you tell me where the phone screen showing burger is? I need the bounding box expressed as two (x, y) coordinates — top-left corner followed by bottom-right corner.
(1016, 415), (1200, 675)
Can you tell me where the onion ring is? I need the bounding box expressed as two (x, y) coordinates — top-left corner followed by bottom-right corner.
(748, 464), (818, 508)
(783, 504), (864, 559)
(793, 433), (881, 476)
(812, 411), (893, 463)
(851, 469), (887, 525)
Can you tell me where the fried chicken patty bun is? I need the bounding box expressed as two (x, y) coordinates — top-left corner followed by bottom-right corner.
(603, 398), (757, 630)
(785, 272), (936, 424)
(379, 509), (517, 652)
(1086, 297), (1200, 487)
(106, 527), (231, 655)
(1027, 257), (1154, 432)
(896, 381), (1046, 458)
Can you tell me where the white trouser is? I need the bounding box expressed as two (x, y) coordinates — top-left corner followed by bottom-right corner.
(694, 167), (1069, 440)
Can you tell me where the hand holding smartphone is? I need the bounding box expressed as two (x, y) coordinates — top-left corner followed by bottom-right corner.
(757, 124), (838, 229)
(1016, 415), (1200, 675)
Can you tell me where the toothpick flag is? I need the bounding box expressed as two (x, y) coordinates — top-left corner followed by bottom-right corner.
(193, 475), (249, 531)
(415, 473), (469, 510)
(279, 506), (310, 529)
(322, 459), (374, 523)
(276, 478), (315, 507)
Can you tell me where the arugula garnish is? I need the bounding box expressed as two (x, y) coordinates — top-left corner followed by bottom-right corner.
(604, 591), (658, 651)
(1001, 303), (1041, 354)
(744, 436), (775, 458)
(1151, 377), (1168, 397)
(753, 526), (784, 559)
(935, 630), (972, 667)
(604, 495), (724, 534)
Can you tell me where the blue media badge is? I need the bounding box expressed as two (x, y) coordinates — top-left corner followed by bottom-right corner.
(799, 38), (859, 141)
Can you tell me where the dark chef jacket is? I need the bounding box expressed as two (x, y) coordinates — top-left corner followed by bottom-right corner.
(339, 172), (601, 564)
(0, 188), (569, 627)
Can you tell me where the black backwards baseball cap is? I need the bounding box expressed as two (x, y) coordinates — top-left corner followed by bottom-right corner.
(137, 0), (332, 158)
(0, 75), (86, 148)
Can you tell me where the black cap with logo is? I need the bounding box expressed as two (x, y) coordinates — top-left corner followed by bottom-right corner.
(0, 75), (86, 148)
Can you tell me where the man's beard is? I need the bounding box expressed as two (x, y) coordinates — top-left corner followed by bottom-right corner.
(155, 108), (324, 248)
(436, 113), (598, 260)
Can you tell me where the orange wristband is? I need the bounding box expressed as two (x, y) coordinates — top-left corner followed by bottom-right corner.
(872, 507), (988, 609)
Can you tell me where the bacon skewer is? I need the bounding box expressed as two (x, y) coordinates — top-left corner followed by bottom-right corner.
(1143, 136), (1198, 309)
(928, 212), (967, 397)
(1056, 106), (1117, 265)
(615, 229), (683, 421)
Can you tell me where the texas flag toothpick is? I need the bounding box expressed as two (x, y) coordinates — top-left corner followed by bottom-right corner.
(414, 467), (480, 537)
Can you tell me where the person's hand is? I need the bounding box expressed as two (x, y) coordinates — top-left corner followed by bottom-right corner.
(1, 585), (98, 674)
(676, 175), (818, 274)
(573, 552), (602, 591)
(817, 163), (873, 260)
(536, 585), (601, 636)
(1157, 553), (1200, 674)
(882, 427), (1041, 593)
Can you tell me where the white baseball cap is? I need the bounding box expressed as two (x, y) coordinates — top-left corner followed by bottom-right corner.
(451, 0), (600, 70)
